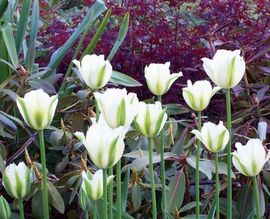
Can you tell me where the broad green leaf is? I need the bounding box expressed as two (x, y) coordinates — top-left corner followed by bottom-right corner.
(110, 71), (142, 87)
(2, 24), (18, 67)
(166, 170), (185, 213)
(0, 0), (8, 18)
(207, 197), (216, 219)
(107, 12), (129, 61)
(180, 201), (200, 213)
(132, 184), (143, 210)
(219, 198), (239, 218)
(0, 30), (9, 83)
(25, 0), (39, 71)
(48, 181), (65, 214)
(15, 0), (31, 52)
(46, 0), (106, 76)
(121, 167), (130, 210)
(32, 190), (44, 219)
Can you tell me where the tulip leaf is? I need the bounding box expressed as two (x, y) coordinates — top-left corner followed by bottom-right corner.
(0, 31), (9, 83)
(0, 153), (5, 173)
(132, 183), (143, 210)
(121, 167), (130, 211)
(219, 198), (239, 218)
(180, 201), (200, 213)
(0, 0), (8, 18)
(47, 181), (65, 214)
(166, 170), (185, 213)
(110, 71), (142, 87)
(107, 12), (129, 61)
(32, 190), (44, 219)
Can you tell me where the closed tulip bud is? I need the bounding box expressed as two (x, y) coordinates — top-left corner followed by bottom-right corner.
(182, 80), (221, 111)
(73, 54), (112, 89)
(79, 187), (91, 212)
(202, 49), (246, 89)
(232, 139), (270, 177)
(145, 62), (183, 96)
(134, 101), (167, 137)
(75, 118), (126, 169)
(16, 89), (58, 130)
(81, 170), (114, 201)
(0, 196), (11, 219)
(258, 121), (267, 142)
(2, 162), (31, 200)
(94, 88), (139, 129)
(191, 121), (229, 153)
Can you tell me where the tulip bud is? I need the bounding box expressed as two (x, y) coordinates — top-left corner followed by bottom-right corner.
(134, 101), (167, 137)
(232, 139), (270, 176)
(81, 170), (114, 201)
(75, 118), (126, 169)
(202, 49), (246, 89)
(145, 62), (182, 96)
(73, 54), (112, 89)
(191, 121), (229, 153)
(2, 162), (31, 200)
(94, 88), (139, 129)
(79, 187), (91, 212)
(258, 121), (267, 142)
(16, 89), (58, 130)
(182, 80), (221, 111)
(0, 196), (11, 219)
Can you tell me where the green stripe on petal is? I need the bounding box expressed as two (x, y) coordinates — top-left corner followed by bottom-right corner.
(96, 64), (107, 88)
(45, 95), (58, 129)
(143, 107), (151, 137)
(116, 98), (126, 127)
(206, 128), (214, 152)
(216, 129), (227, 152)
(183, 89), (197, 111)
(227, 56), (236, 88)
(233, 155), (250, 176)
(3, 173), (18, 199)
(17, 97), (35, 129)
(107, 136), (120, 168)
(153, 109), (167, 136)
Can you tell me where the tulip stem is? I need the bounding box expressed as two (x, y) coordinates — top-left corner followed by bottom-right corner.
(39, 130), (49, 219)
(253, 176), (260, 219)
(93, 201), (97, 219)
(95, 98), (100, 121)
(108, 167), (113, 219)
(117, 160), (122, 219)
(196, 111), (202, 219)
(19, 199), (24, 219)
(85, 211), (89, 219)
(215, 153), (220, 219)
(158, 95), (167, 218)
(148, 138), (157, 219)
(225, 89), (232, 219)
(103, 169), (108, 219)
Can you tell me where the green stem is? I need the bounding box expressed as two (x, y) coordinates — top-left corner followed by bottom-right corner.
(85, 211), (89, 219)
(95, 98), (100, 121)
(215, 153), (220, 219)
(39, 130), (49, 219)
(108, 167), (113, 219)
(225, 89), (232, 219)
(116, 160), (122, 219)
(196, 111), (202, 219)
(93, 201), (97, 219)
(158, 95), (167, 218)
(103, 169), (108, 219)
(148, 138), (157, 219)
(253, 176), (260, 219)
(19, 199), (25, 219)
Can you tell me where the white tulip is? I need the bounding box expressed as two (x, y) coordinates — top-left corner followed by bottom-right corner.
(145, 62), (182, 96)
(94, 88), (139, 129)
(2, 162), (31, 200)
(0, 196), (11, 219)
(182, 80), (221, 111)
(202, 49), (246, 89)
(73, 54), (112, 89)
(191, 121), (229, 153)
(81, 170), (114, 201)
(232, 139), (270, 177)
(135, 101), (167, 137)
(16, 89), (58, 130)
(75, 117), (126, 169)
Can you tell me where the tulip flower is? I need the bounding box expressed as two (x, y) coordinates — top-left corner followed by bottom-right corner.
(73, 54), (112, 90)
(258, 121), (267, 142)
(182, 80), (221, 111)
(232, 138), (270, 218)
(201, 49), (246, 89)
(145, 62), (182, 96)
(2, 162), (31, 200)
(16, 89), (58, 130)
(232, 139), (270, 177)
(94, 88), (139, 129)
(81, 170), (114, 201)
(75, 117), (126, 169)
(79, 188), (91, 213)
(0, 196), (11, 219)
(134, 101), (167, 138)
(191, 121), (229, 153)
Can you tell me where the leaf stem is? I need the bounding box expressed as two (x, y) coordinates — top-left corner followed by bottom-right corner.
(117, 160), (122, 219)
(108, 167), (113, 219)
(19, 199), (25, 219)
(215, 153), (220, 219)
(39, 130), (49, 219)
(225, 89), (232, 219)
(196, 111), (201, 219)
(158, 95), (167, 218)
(253, 176), (260, 219)
(103, 169), (108, 219)
(148, 138), (157, 219)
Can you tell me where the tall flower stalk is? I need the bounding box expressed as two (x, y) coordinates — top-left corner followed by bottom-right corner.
(195, 112), (201, 219)
(253, 176), (260, 219)
(215, 153), (220, 219)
